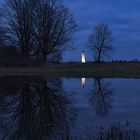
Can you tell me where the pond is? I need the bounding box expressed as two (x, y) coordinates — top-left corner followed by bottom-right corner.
(0, 77), (140, 140)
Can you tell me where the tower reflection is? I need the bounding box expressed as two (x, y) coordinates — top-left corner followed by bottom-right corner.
(81, 78), (86, 87)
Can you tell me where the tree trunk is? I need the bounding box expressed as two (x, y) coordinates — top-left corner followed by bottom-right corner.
(97, 51), (101, 63)
(43, 54), (47, 63)
(21, 47), (29, 59)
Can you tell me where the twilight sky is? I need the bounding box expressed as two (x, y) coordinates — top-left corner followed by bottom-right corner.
(1, 0), (140, 61)
(63, 0), (140, 62)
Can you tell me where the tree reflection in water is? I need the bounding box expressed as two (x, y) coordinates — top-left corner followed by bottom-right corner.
(0, 77), (77, 140)
(88, 78), (115, 116)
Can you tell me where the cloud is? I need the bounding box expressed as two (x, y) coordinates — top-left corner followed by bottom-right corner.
(1, 0), (140, 60)
(63, 0), (140, 61)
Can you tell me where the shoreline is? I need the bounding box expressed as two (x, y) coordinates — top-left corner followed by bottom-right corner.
(0, 62), (140, 78)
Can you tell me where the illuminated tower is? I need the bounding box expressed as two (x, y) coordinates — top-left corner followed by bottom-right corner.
(81, 51), (86, 63)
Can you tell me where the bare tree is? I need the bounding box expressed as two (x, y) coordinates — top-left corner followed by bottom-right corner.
(35, 0), (76, 62)
(0, 26), (6, 48)
(0, 11), (7, 48)
(5, 0), (36, 58)
(87, 23), (113, 63)
(4, 0), (76, 62)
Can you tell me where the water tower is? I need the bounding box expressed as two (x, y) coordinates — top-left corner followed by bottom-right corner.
(81, 51), (86, 63)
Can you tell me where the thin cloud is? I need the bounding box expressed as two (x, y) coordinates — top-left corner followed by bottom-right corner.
(63, 0), (140, 61)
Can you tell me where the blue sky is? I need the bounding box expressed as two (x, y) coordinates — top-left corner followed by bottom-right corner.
(63, 0), (140, 61)
(1, 0), (140, 61)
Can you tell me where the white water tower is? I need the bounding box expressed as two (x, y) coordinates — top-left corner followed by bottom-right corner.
(81, 51), (86, 63)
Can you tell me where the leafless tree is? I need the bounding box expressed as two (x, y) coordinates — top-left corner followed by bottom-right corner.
(34, 0), (76, 62)
(5, 0), (36, 58)
(0, 11), (7, 48)
(0, 27), (6, 48)
(87, 23), (113, 63)
(4, 0), (76, 62)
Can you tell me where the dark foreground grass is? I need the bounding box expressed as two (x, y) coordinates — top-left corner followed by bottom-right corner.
(0, 62), (140, 78)
(75, 122), (140, 140)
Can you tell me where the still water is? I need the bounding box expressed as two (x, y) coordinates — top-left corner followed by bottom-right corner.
(0, 77), (140, 140)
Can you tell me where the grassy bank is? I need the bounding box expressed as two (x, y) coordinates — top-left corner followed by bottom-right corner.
(0, 62), (140, 78)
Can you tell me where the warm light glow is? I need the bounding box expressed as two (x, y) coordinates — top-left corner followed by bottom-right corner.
(81, 51), (86, 63)
(82, 78), (86, 87)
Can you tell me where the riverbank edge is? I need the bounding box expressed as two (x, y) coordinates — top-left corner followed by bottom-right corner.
(0, 62), (140, 78)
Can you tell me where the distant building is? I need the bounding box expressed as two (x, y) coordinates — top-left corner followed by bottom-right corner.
(81, 51), (86, 63)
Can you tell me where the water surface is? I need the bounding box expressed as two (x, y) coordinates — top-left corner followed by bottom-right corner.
(0, 77), (140, 140)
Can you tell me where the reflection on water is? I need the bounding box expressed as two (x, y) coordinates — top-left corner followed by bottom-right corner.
(75, 121), (140, 140)
(0, 77), (139, 139)
(81, 78), (86, 87)
(0, 77), (77, 140)
(88, 78), (114, 116)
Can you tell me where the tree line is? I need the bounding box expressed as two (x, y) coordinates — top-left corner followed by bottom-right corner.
(0, 0), (113, 65)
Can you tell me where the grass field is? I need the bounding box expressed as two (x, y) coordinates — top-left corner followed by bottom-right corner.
(0, 62), (140, 78)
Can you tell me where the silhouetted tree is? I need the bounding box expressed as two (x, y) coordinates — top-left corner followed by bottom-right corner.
(34, 0), (76, 62)
(87, 23), (113, 63)
(48, 49), (62, 62)
(0, 11), (7, 48)
(4, 0), (76, 62)
(0, 47), (20, 66)
(5, 0), (36, 58)
(0, 27), (6, 47)
(88, 78), (114, 116)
